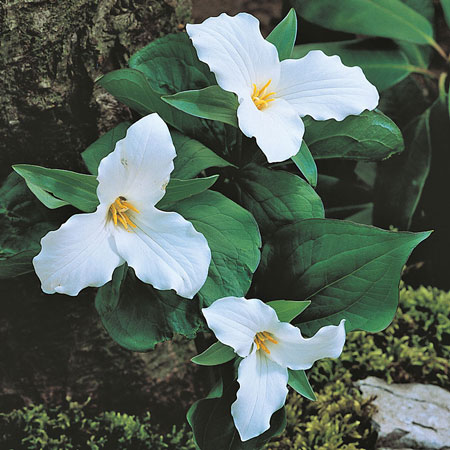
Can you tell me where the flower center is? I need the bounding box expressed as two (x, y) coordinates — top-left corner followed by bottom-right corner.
(254, 331), (278, 354)
(109, 196), (140, 231)
(251, 79), (276, 110)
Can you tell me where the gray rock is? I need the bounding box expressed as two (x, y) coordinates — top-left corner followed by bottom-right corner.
(356, 377), (450, 450)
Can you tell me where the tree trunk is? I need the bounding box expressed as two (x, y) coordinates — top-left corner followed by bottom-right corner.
(0, 0), (190, 179)
(0, 0), (203, 424)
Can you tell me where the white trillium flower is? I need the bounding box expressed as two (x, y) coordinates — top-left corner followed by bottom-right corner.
(186, 13), (379, 163)
(33, 113), (211, 298)
(202, 296), (346, 441)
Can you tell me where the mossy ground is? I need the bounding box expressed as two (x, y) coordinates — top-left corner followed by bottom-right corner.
(1, 285), (449, 449)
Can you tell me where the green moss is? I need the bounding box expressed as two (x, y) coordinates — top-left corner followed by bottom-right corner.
(1, 286), (449, 449)
(0, 398), (196, 450)
(269, 285), (450, 448)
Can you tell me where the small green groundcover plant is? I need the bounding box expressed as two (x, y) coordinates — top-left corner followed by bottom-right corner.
(2, 286), (448, 449)
(3, 2), (449, 448)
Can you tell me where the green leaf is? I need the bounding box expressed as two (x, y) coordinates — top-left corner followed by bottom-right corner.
(129, 32), (216, 95)
(373, 101), (434, 229)
(163, 86), (239, 127)
(292, 39), (417, 92)
(171, 131), (234, 179)
(128, 33), (236, 156)
(237, 165), (324, 239)
(304, 110), (404, 161)
(396, 0), (434, 68)
(98, 68), (209, 140)
(291, 0), (436, 46)
(291, 141), (318, 186)
(82, 122), (130, 175)
(98, 68), (162, 116)
(24, 181), (69, 210)
(442, 0), (450, 28)
(191, 342), (236, 366)
(166, 191), (261, 307)
(13, 165), (99, 212)
(95, 265), (202, 351)
(288, 369), (316, 401)
(0, 250), (39, 279)
(0, 173), (56, 279)
(157, 176), (219, 209)
(187, 381), (286, 450)
(267, 300), (311, 323)
(259, 218), (430, 335)
(267, 8), (297, 60)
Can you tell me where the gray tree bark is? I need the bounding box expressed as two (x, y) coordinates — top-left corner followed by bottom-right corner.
(0, 0), (190, 179)
(0, 0), (202, 424)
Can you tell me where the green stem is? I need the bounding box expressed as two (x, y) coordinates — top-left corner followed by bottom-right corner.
(412, 67), (439, 79)
(438, 72), (448, 101)
(429, 39), (448, 61)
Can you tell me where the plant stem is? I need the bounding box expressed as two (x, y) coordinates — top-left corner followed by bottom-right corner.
(438, 72), (448, 101)
(430, 39), (448, 61)
(412, 67), (439, 78)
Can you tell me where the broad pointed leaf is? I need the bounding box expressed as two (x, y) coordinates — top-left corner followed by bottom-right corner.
(0, 173), (56, 279)
(442, 0), (450, 28)
(236, 165), (324, 239)
(95, 265), (202, 351)
(291, 0), (436, 46)
(288, 369), (316, 401)
(13, 165), (99, 212)
(303, 110), (404, 161)
(163, 87), (239, 127)
(165, 191), (261, 307)
(171, 131), (234, 179)
(267, 8), (298, 61)
(82, 122), (130, 175)
(291, 141), (317, 187)
(267, 300), (311, 323)
(259, 218), (430, 335)
(373, 100), (434, 229)
(157, 176), (219, 209)
(129, 32), (216, 94)
(192, 342), (236, 366)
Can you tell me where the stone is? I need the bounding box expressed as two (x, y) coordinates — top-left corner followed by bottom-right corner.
(356, 377), (450, 450)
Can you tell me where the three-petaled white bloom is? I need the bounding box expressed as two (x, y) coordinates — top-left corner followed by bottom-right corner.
(187, 13), (379, 163)
(34, 113), (211, 298)
(202, 297), (346, 441)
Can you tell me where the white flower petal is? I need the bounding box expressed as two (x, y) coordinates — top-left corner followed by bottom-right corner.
(202, 297), (280, 357)
(237, 97), (304, 163)
(266, 319), (346, 370)
(33, 205), (123, 296)
(96, 113), (176, 207)
(112, 206), (210, 299)
(231, 351), (288, 441)
(277, 51), (379, 121)
(187, 13), (280, 98)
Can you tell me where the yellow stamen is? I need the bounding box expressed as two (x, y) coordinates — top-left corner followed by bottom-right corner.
(111, 206), (118, 226)
(262, 331), (278, 344)
(124, 214), (137, 228)
(254, 331), (278, 354)
(260, 79), (272, 92)
(109, 196), (139, 231)
(122, 201), (140, 213)
(251, 79), (276, 110)
(117, 214), (128, 229)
